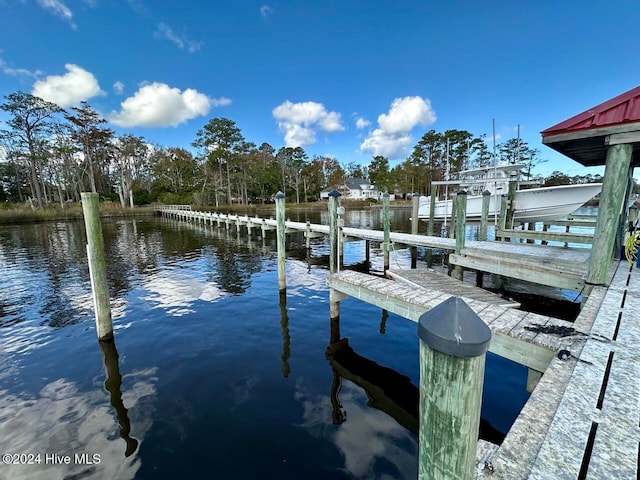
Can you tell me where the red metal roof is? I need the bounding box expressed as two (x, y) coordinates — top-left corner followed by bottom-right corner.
(541, 85), (640, 137)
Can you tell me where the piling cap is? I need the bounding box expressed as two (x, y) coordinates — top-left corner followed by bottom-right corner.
(275, 191), (285, 200)
(418, 296), (491, 358)
(457, 190), (467, 196)
(328, 189), (342, 197)
(482, 190), (491, 196)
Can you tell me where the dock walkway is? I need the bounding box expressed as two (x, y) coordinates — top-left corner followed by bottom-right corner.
(481, 261), (640, 479)
(386, 268), (520, 308)
(451, 240), (592, 291)
(327, 269), (573, 373)
(158, 206), (594, 291)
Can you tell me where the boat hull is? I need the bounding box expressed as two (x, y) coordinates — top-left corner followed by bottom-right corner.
(418, 183), (602, 223)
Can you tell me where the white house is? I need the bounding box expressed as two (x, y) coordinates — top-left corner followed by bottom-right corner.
(320, 178), (393, 201)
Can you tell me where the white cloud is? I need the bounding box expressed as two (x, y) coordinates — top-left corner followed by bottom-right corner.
(0, 57), (42, 79)
(113, 81), (124, 94)
(155, 22), (203, 53)
(32, 64), (104, 107)
(211, 96), (231, 107)
(360, 96), (436, 159)
(36, 0), (76, 29)
(355, 117), (371, 129)
(108, 82), (213, 127)
(260, 5), (273, 18)
(272, 100), (344, 148)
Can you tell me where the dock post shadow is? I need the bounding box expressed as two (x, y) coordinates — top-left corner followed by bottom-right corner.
(99, 338), (139, 457)
(279, 292), (291, 378)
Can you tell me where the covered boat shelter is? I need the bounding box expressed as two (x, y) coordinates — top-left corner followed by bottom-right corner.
(541, 85), (640, 286)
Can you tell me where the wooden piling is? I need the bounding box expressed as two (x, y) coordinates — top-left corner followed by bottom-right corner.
(411, 194), (419, 269)
(587, 143), (633, 285)
(453, 191), (467, 281)
(81, 192), (113, 341)
(330, 288), (341, 319)
(337, 207), (345, 270)
(383, 192), (390, 272)
(365, 240), (370, 269)
(306, 220), (311, 250)
(506, 179), (516, 230)
(275, 191), (286, 293)
(418, 296), (491, 480)
(480, 190), (490, 241)
(328, 190), (341, 274)
(526, 222), (536, 244)
(427, 192), (436, 268)
(498, 195), (508, 241)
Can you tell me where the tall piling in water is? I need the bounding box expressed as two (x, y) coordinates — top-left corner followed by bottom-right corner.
(383, 192), (390, 272)
(275, 191), (286, 293)
(411, 194), (419, 269)
(328, 190), (341, 274)
(81, 192), (113, 341)
(453, 191), (467, 281)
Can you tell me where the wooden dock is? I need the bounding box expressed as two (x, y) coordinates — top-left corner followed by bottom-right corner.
(326, 269), (574, 373)
(450, 240), (593, 291)
(158, 204), (640, 477)
(479, 261), (640, 479)
(158, 206), (598, 292)
(386, 268), (521, 308)
(157, 207), (458, 250)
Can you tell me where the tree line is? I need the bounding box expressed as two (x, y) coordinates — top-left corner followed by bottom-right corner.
(0, 91), (600, 208)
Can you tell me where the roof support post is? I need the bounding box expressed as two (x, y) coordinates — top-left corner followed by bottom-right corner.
(586, 143), (633, 285)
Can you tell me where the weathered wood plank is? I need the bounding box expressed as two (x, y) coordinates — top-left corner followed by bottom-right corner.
(495, 228), (593, 244)
(480, 265), (640, 480)
(387, 268), (520, 308)
(449, 253), (585, 291)
(327, 270), (568, 372)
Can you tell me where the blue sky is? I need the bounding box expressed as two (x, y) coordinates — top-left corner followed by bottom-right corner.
(1, 0), (639, 177)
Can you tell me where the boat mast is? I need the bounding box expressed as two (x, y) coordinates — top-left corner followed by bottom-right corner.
(492, 119), (498, 225)
(444, 137), (450, 229)
(516, 124), (521, 189)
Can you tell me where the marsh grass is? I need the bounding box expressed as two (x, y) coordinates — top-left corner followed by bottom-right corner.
(0, 202), (157, 225)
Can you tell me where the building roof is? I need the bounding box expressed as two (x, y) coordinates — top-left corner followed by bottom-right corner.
(345, 177), (372, 190)
(541, 85), (640, 167)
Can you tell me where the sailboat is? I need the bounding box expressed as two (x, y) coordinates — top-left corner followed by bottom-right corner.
(417, 162), (602, 224)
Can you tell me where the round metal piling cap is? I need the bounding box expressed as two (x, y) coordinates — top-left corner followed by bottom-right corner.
(482, 190), (491, 196)
(418, 296), (491, 358)
(383, 192), (390, 198)
(457, 190), (467, 196)
(275, 191), (285, 200)
(328, 189), (342, 197)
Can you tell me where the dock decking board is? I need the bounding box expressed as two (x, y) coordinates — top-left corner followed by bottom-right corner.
(482, 262), (640, 479)
(387, 268), (521, 308)
(327, 269), (569, 372)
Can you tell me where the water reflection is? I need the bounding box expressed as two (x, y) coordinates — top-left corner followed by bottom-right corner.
(325, 315), (504, 444)
(279, 293), (291, 378)
(295, 378), (418, 479)
(99, 339), (139, 457)
(0, 365), (158, 480)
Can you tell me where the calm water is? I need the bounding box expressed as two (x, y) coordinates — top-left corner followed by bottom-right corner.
(0, 208), (531, 480)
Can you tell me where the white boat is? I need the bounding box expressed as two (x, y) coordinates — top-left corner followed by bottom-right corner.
(417, 163), (602, 224)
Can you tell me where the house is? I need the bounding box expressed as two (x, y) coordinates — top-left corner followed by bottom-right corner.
(345, 178), (377, 200)
(320, 178), (393, 201)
